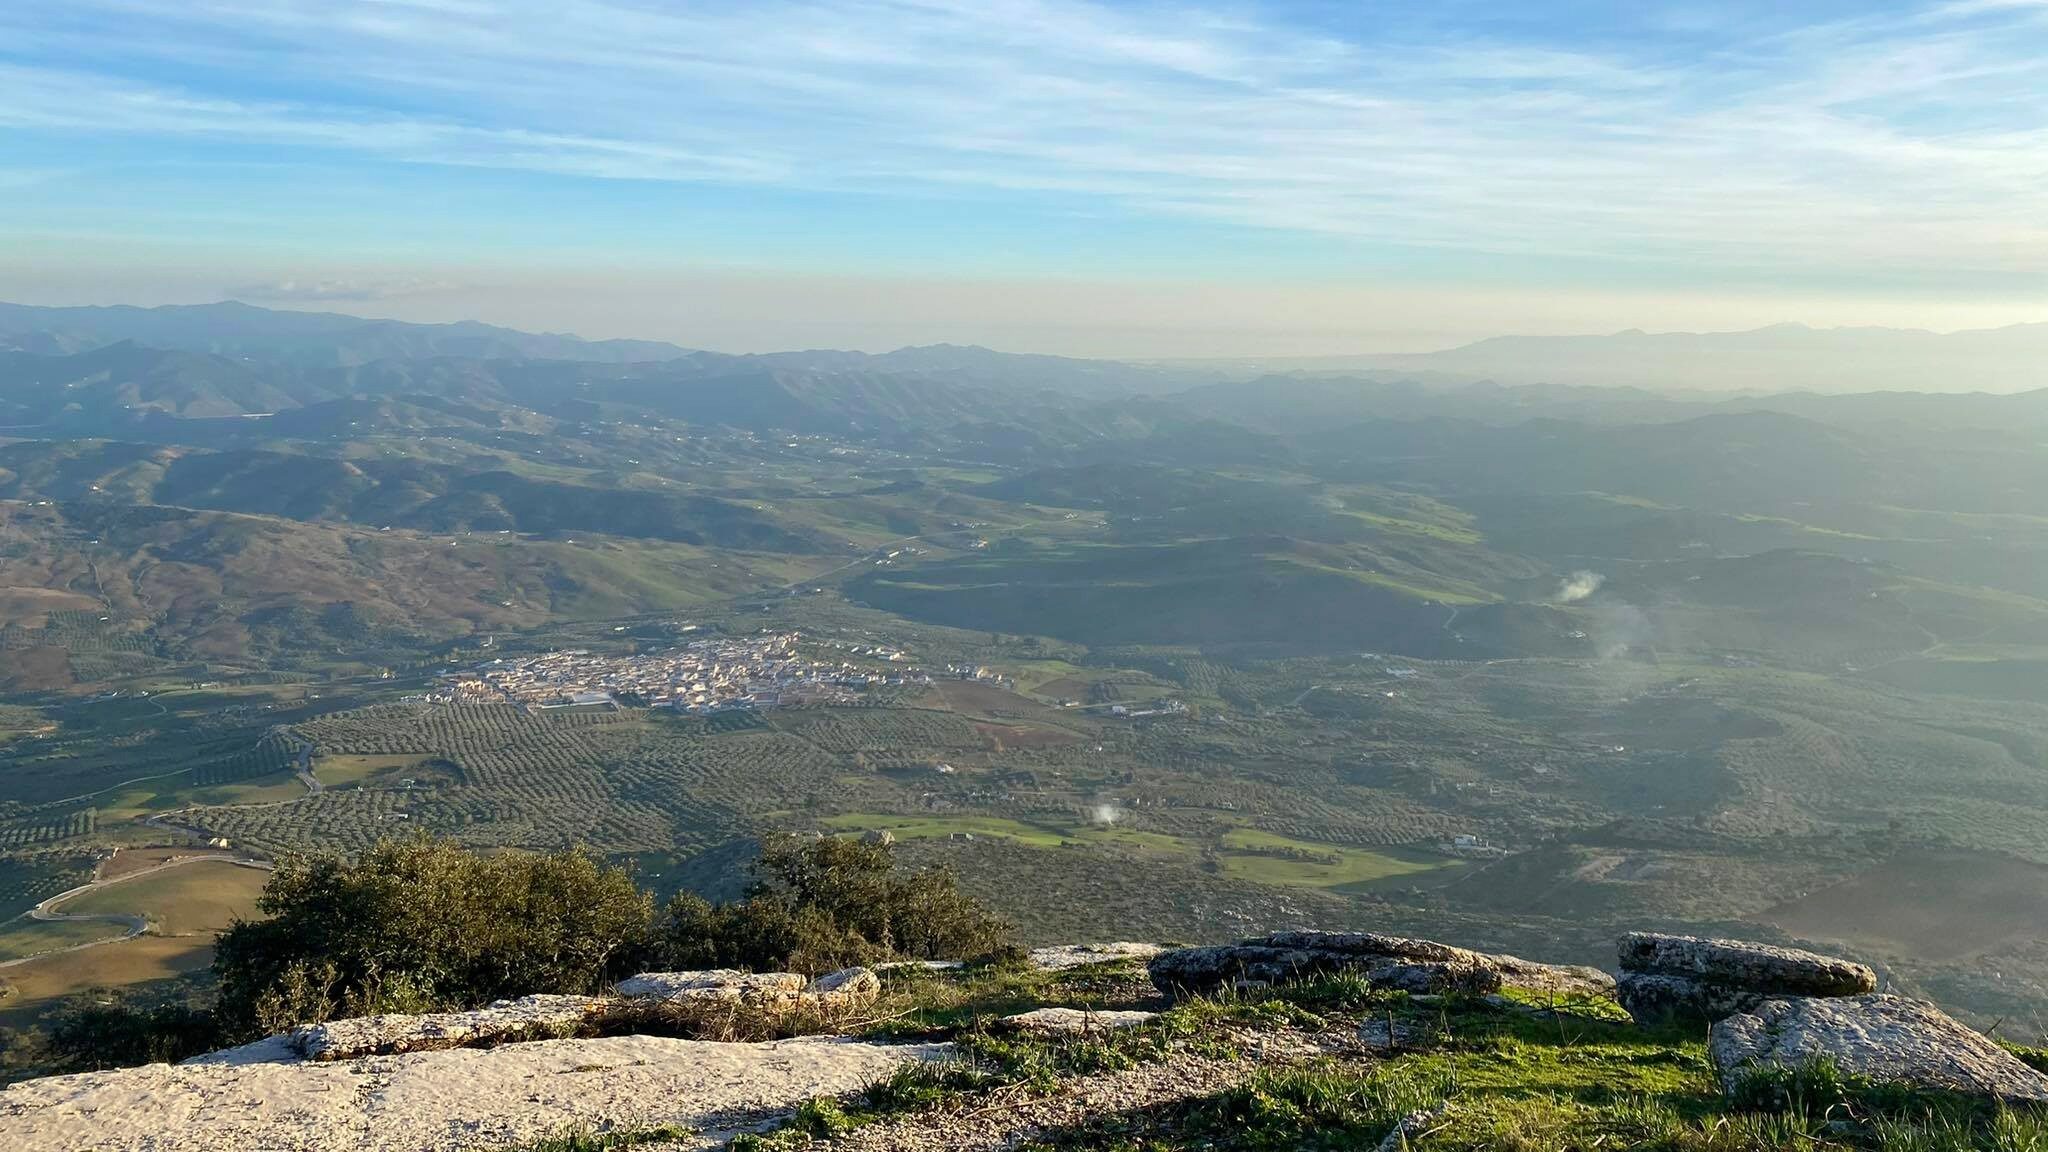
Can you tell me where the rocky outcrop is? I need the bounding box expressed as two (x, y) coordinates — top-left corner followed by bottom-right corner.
(1711, 994), (2048, 1104)
(613, 966), (881, 1011)
(1000, 1007), (1157, 1034)
(1149, 931), (1612, 1000)
(808, 966), (883, 1003)
(0, 1034), (949, 1152)
(264, 969), (888, 1065)
(613, 970), (809, 1003)
(292, 994), (608, 1061)
(1615, 933), (1876, 1025)
(1619, 934), (1876, 997)
(1028, 942), (1165, 971)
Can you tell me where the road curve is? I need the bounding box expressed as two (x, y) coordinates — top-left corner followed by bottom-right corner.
(0, 853), (272, 970)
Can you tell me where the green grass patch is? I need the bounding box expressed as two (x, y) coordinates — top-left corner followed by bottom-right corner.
(53, 860), (269, 936)
(0, 916), (133, 962)
(1215, 830), (1459, 890)
(824, 814), (1202, 860)
(315, 753), (431, 789)
(819, 813), (1074, 848)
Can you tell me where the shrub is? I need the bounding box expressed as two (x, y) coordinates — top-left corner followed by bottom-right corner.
(655, 836), (1012, 974)
(45, 991), (224, 1071)
(213, 834), (651, 1035)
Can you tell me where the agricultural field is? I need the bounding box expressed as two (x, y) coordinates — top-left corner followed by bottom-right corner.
(0, 855), (269, 1023)
(314, 753), (436, 790)
(54, 859), (268, 936)
(0, 918), (131, 963)
(1757, 848), (2048, 964)
(0, 935), (217, 1026)
(1214, 829), (1463, 890)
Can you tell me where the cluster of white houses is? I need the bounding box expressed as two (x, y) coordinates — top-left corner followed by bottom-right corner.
(447, 631), (931, 712)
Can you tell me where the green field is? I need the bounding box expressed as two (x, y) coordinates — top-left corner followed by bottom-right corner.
(1216, 829), (1462, 890)
(315, 753), (433, 789)
(93, 772), (308, 823)
(0, 917), (132, 963)
(820, 813), (1074, 847)
(55, 860), (270, 936)
(0, 935), (217, 1025)
(823, 812), (1225, 859)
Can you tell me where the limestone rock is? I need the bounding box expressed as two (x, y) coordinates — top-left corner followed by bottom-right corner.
(1486, 954), (1617, 999)
(807, 966), (882, 1005)
(1, 1034), (949, 1152)
(1150, 934), (1503, 998)
(1618, 933), (1876, 997)
(999, 1007), (1157, 1034)
(614, 970), (808, 1003)
(1711, 995), (2048, 1105)
(182, 1034), (300, 1067)
(291, 994), (607, 1062)
(1028, 942), (1165, 971)
(1150, 931), (1608, 1000)
(1615, 933), (1876, 1025)
(1615, 973), (1770, 1026)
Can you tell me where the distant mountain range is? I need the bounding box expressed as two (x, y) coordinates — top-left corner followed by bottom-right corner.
(6, 300), (2048, 402)
(0, 300), (695, 366)
(0, 301), (1199, 396)
(1195, 322), (2048, 394)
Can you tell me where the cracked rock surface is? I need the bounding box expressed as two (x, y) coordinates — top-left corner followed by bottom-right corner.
(0, 1034), (947, 1152)
(1711, 994), (2048, 1104)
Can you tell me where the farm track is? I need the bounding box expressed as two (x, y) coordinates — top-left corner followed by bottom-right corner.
(0, 853), (271, 970)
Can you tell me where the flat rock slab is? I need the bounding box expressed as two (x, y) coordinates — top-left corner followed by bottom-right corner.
(1618, 933), (1875, 997)
(1000, 1008), (1157, 1034)
(293, 994), (607, 1061)
(1711, 994), (2048, 1105)
(615, 970), (809, 1002)
(612, 968), (879, 1009)
(1617, 973), (1773, 1026)
(1, 1034), (949, 1152)
(1028, 943), (1165, 971)
(1150, 931), (1609, 1000)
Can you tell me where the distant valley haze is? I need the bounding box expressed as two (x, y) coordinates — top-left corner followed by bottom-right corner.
(6, 299), (2047, 395)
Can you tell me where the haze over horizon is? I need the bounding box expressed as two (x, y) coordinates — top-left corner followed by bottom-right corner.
(5, 0), (2048, 356)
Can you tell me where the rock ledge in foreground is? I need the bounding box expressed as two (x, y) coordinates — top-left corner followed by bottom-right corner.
(1150, 930), (1612, 1000)
(1616, 933), (1876, 1025)
(1711, 994), (2048, 1105)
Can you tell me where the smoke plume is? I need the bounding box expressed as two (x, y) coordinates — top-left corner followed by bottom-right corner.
(1555, 570), (1605, 603)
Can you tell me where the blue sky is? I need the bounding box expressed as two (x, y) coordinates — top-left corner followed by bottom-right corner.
(2, 1), (2046, 353)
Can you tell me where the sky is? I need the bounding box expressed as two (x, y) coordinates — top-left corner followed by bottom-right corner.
(3, 0), (2047, 355)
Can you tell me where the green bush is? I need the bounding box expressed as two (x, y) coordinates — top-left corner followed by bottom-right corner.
(656, 836), (1012, 975)
(46, 991), (223, 1071)
(213, 835), (652, 1035)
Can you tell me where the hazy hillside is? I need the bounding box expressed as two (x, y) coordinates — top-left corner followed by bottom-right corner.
(10, 306), (2048, 1064)
(0, 301), (696, 366)
(1344, 323), (2048, 394)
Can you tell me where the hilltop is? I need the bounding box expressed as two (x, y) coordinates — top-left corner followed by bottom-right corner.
(7, 930), (2047, 1152)
(4, 837), (2046, 1151)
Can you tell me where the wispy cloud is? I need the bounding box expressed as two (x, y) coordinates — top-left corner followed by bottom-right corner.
(3, 0), (2047, 279)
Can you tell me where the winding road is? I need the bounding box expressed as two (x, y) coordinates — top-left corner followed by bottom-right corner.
(0, 853), (272, 970)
